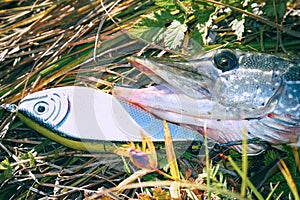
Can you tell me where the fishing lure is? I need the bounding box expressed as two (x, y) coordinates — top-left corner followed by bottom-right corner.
(13, 86), (202, 152)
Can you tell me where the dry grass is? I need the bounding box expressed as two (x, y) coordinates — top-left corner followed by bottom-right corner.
(0, 0), (299, 199)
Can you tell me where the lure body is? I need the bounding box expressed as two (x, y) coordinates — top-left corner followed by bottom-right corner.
(17, 86), (202, 152)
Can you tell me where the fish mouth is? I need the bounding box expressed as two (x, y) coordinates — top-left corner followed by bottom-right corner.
(114, 56), (218, 122)
(127, 56), (214, 99)
(114, 56), (243, 121)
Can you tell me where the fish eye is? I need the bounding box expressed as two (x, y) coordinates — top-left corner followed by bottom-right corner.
(34, 102), (49, 115)
(213, 50), (238, 72)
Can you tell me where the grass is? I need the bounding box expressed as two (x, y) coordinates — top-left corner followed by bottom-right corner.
(0, 0), (300, 199)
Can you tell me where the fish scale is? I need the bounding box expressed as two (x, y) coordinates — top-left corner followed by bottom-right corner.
(285, 65), (300, 81)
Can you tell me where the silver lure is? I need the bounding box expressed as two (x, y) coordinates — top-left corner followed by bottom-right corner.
(113, 49), (300, 153)
(16, 86), (202, 152)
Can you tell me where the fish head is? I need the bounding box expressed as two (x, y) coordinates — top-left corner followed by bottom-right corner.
(128, 49), (289, 118)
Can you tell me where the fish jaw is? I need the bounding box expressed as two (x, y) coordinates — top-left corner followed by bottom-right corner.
(128, 56), (216, 99)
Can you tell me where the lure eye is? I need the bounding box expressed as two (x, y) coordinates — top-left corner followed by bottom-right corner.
(34, 102), (49, 115)
(213, 50), (238, 72)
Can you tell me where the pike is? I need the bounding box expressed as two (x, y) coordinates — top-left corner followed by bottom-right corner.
(14, 49), (300, 154)
(113, 49), (300, 153)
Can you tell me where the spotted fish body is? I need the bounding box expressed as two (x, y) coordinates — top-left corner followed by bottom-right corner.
(113, 49), (300, 153)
